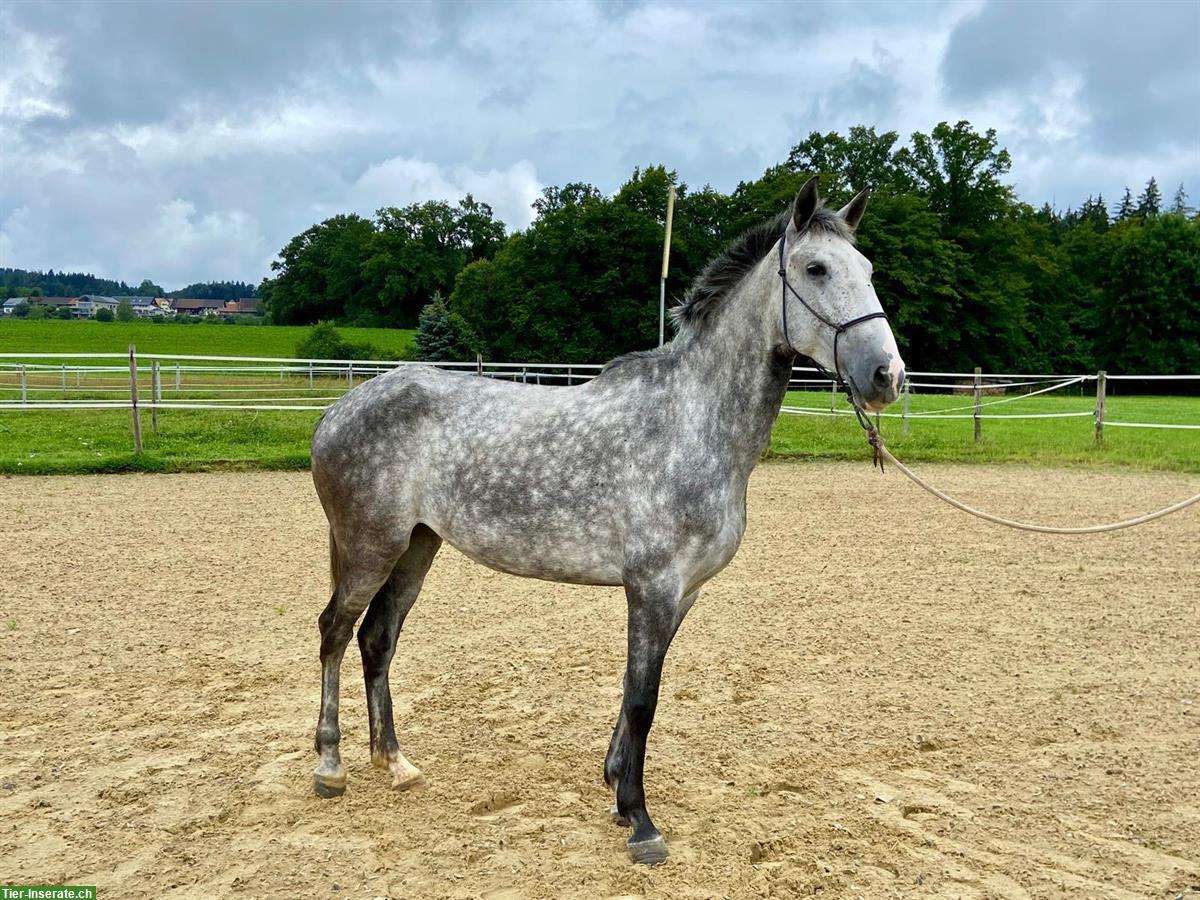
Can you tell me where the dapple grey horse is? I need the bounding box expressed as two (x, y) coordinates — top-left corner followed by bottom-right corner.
(309, 176), (905, 864)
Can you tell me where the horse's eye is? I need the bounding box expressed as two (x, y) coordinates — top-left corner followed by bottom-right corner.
(806, 262), (827, 278)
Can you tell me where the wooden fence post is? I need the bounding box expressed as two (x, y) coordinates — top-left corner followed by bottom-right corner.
(150, 360), (160, 434)
(128, 345), (143, 454)
(567, 366), (573, 386)
(61, 364), (67, 391)
(175, 362), (181, 392)
(308, 362), (314, 388)
(347, 361), (354, 388)
(1094, 370), (1107, 447)
(20, 365), (27, 406)
(476, 353), (483, 377)
(901, 379), (911, 436)
(973, 366), (982, 443)
(830, 378), (837, 420)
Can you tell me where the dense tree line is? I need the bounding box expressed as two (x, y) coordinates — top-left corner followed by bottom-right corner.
(0, 270), (256, 301)
(167, 281), (258, 300)
(261, 122), (1199, 374)
(1, 268), (136, 298)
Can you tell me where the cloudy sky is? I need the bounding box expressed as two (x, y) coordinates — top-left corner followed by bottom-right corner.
(1, 0), (1197, 290)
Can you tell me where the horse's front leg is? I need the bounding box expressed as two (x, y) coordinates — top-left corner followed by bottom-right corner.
(608, 577), (695, 865)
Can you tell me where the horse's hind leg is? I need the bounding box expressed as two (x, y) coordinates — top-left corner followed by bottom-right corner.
(313, 538), (404, 799)
(357, 524), (441, 790)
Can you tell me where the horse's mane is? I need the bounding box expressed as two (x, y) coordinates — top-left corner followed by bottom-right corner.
(602, 204), (851, 375)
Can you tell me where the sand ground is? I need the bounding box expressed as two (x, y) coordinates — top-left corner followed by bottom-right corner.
(1, 464), (1198, 899)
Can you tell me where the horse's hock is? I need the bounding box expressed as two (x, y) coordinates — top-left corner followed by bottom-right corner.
(1, 465), (1197, 898)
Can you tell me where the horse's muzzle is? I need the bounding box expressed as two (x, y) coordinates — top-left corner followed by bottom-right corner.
(857, 361), (905, 411)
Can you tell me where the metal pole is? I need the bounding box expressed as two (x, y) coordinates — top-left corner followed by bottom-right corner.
(1094, 370), (1107, 447)
(20, 365), (27, 406)
(128, 345), (143, 454)
(830, 379), (837, 420)
(61, 364), (67, 391)
(659, 185), (676, 347)
(308, 362), (314, 388)
(175, 362), (181, 391)
(902, 379), (911, 436)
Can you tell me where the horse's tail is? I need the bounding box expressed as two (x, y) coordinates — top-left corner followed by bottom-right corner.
(328, 528), (340, 593)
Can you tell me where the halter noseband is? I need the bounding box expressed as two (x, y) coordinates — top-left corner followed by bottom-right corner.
(777, 225), (888, 395)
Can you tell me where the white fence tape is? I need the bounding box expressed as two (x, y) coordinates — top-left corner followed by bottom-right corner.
(0, 352), (1195, 433)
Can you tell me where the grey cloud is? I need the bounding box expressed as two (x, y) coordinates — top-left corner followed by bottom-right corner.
(942, 0), (1200, 154)
(1, 0), (1195, 287)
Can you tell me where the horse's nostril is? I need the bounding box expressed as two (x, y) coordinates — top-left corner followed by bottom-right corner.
(872, 365), (892, 391)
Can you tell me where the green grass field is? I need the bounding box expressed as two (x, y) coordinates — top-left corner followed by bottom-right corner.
(0, 382), (1195, 475)
(0, 318), (1194, 473)
(0, 318), (417, 360)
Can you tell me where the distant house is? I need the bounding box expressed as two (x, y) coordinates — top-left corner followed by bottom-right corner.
(171, 298), (224, 316)
(73, 295), (119, 317)
(1, 298), (28, 316)
(30, 296), (74, 309)
(121, 296), (174, 318)
(216, 297), (262, 317)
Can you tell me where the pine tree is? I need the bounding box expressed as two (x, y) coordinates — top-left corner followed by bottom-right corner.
(1136, 177), (1161, 218)
(1171, 183), (1189, 215)
(1114, 187), (1135, 221)
(415, 293), (473, 362)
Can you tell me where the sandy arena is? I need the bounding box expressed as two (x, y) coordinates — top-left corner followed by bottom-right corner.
(1, 464), (1198, 899)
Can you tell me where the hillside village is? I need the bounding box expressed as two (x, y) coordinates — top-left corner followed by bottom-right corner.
(0, 294), (261, 319)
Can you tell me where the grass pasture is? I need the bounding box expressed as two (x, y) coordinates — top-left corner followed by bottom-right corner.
(0, 372), (1196, 474)
(0, 318), (417, 360)
(0, 315), (1194, 473)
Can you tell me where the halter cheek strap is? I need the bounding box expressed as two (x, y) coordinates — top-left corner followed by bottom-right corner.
(778, 226), (888, 394)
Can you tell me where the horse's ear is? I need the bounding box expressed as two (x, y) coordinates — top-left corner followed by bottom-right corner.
(838, 187), (871, 231)
(792, 176), (820, 231)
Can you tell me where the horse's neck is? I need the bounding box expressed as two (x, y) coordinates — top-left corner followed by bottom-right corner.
(675, 260), (792, 477)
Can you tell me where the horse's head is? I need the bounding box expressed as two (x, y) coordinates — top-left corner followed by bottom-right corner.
(779, 176), (904, 411)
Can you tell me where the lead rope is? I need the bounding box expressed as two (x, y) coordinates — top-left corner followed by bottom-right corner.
(850, 405), (1200, 535)
(778, 229), (1200, 532)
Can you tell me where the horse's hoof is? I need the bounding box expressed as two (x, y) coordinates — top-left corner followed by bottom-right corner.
(610, 802), (630, 827)
(627, 834), (668, 865)
(313, 769), (347, 799)
(391, 769), (425, 792)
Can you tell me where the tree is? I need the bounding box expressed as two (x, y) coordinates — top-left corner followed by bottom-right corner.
(452, 178), (665, 362)
(786, 126), (909, 198)
(95, 307), (115, 322)
(532, 183), (603, 219)
(56, 305), (73, 320)
(261, 214), (377, 324)
(137, 279), (165, 297)
(1136, 177), (1162, 219)
(10, 301), (31, 318)
(1171, 183), (1189, 216)
(1099, 215), (1200, 374)
(1114, 187), (1136, 221)
(415, 292), (477, 361)
(115, 298), (136, 321)
(898, 121), (1013, 235)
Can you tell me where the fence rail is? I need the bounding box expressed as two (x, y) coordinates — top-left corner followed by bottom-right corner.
(0, 350), (1196, 453)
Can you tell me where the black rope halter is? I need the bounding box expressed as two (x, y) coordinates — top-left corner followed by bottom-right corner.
(778, 225), (889, 470)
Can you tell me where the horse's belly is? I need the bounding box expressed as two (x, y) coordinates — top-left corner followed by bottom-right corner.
(443, 527), (625, 586)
